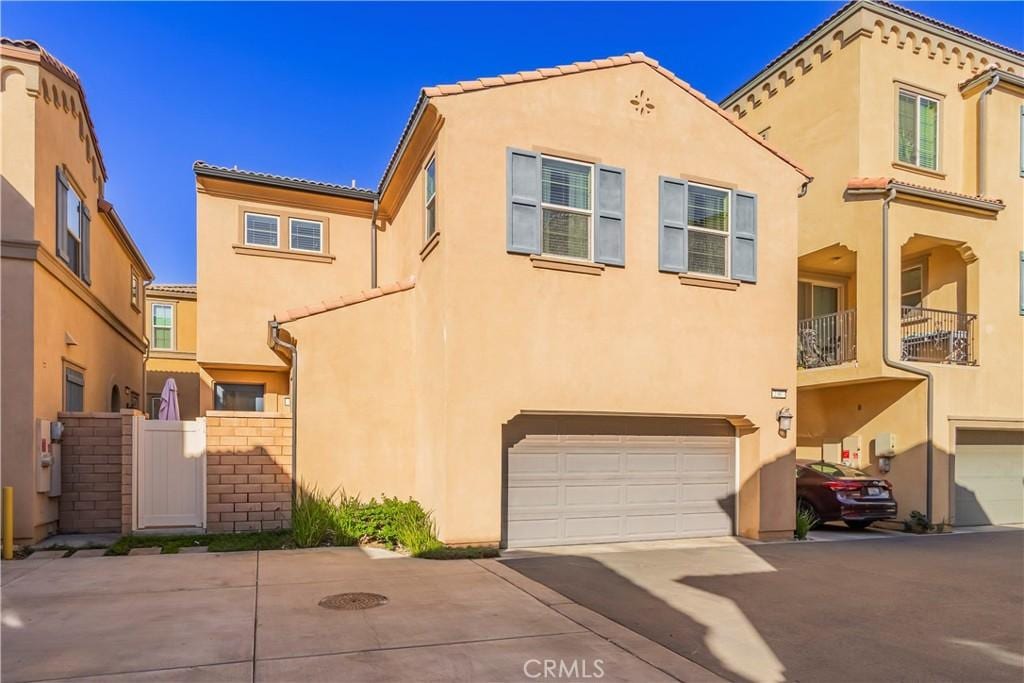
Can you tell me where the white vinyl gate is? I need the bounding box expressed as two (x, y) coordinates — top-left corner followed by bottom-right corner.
(134, 417), (206, 530)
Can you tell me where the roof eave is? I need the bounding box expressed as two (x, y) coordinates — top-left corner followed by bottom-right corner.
(193, 163), (377, 201)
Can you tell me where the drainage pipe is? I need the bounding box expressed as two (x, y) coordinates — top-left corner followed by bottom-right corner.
(370, 198), (379, 289)
(977, 74), (1001, 197)
(880, 187), (933, 520)
(269, 321), (298, 502)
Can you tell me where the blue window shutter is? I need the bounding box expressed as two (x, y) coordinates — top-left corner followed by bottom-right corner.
(507, 148), (541, 254)
(55, 168), (69, 261)
(594, 164), (625, 266)
(80, 205), (91, 285)
(659, 176), (688, 273)
(731, 191), (758, 283)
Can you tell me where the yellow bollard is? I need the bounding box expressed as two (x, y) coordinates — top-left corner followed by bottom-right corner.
(2, 486), (13, 560)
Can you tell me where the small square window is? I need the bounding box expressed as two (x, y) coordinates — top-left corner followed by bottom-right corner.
(245, 213), (279, 248)
(289, 218), (323, 253)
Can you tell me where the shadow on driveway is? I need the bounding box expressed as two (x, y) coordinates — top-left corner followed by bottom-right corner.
(502, 530), (1024, 683)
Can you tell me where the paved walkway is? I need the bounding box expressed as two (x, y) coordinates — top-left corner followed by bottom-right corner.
(1, 546), (719, 682)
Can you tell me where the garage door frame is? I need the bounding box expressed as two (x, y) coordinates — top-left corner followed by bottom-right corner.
(949, 419), (1024, 527)
(501, 416), (739, 548)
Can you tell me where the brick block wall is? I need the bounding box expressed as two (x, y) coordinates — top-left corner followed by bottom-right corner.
(59, 411), (135, 534)
(206, 412), (292, 532)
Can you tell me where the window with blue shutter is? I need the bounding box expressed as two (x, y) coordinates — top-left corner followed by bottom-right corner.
(658, 177), (688, 273)
(731, 191), (758, 283)
(507, 148), (542, 254)
(595, 165), (626, 266)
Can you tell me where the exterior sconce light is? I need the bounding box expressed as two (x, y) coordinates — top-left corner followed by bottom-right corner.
(777, 407), (794, 435)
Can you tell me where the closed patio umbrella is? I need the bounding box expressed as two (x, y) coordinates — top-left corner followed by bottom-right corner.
(157, 377), (180, 420)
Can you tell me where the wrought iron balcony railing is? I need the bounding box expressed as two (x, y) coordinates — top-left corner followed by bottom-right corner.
(900, 306), (977, 365)
(798, 309), (857, 369)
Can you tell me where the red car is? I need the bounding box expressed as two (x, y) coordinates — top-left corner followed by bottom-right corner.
(796, 460), (897, 529)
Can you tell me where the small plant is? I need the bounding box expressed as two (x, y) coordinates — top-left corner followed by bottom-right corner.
(395, 506), (443, 556)
(904, 510), (934, 534)
(794, 507), (816, 540)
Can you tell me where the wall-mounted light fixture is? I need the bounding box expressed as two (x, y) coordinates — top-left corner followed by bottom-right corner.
(777, 407), (794, 435)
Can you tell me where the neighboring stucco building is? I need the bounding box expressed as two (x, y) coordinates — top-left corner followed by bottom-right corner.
(722, 0), (1024, 526)
(197, 52), (812, 546)
(1, 39), (154, 542)
(145, 284), (201, 420)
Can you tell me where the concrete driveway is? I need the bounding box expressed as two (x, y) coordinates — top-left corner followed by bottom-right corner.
(1, 546), (717, 682)
(501, 528), (1024, 683)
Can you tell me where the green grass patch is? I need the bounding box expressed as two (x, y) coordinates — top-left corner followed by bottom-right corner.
(107, 529), (292, 555)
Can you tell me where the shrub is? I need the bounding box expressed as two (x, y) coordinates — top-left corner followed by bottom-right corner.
(794, 507), (816, 540)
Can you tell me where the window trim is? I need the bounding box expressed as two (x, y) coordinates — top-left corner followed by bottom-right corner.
(540, 154), (594, 262)
(894, 84), (943, 173)
(151, 301), (175, 351)
(288, 217), (324, 254)
(244, 211), (280, 248)
(686, 181), (732, 278)
(424, 156), (437, 243)
(58, 168), (86, 278)
(213, 382), (266, 412)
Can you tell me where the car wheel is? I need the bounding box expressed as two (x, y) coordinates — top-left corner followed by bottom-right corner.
(845, 520), (872, 530)
(797, 499), (822, 529)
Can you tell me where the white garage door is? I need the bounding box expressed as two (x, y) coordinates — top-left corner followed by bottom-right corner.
(954, 429), (1024, 526)
(506, 433), (735, 548)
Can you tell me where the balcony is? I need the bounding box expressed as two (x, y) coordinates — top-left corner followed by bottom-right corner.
(900, 306), (977, 365)
(798, 310), (857, 369)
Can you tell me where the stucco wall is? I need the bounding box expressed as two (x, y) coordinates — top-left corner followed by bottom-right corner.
(281, 62), (806, 543)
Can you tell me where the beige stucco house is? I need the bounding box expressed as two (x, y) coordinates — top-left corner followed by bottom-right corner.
(197, 52), (813, 546)
(722, 0), (1024, 526)
(1, 39), (154, 542)
(145, 284), (201, 419)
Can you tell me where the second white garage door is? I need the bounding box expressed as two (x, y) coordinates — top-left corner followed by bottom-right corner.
(506, 433), (735, 548)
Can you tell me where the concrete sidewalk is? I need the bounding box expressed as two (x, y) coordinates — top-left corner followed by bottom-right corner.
(1, 546), (719, 682)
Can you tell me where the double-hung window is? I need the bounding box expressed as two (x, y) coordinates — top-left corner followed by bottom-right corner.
(424, 158), (437, 240)
(898, 90), (939, 170)
(130, 269), (140, 310)
(245, 212), (279, 248)
(541, 156), (592, 260)
(151, 303), (174, 350)
(289, 218), (323, 253)
(687, 183), (731, 277)
(56, 168), (90, 281)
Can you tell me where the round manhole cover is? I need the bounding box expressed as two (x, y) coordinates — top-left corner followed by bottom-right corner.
(318, 592), (389, 611)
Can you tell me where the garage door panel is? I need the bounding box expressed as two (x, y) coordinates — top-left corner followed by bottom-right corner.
(508, 453), (559, 475)
(565, 453), (620, 473)
(626, 483), (678, 504)
(506, 432), (735, 547)
(565, 485), (620, 506)
(564, 516), (621, 540)
(626, 453), (679, 472)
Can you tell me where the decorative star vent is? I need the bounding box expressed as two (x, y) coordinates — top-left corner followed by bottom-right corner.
(630, 90), (656, 116)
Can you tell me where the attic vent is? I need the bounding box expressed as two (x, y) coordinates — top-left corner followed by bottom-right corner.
(630, 90), (656, 117)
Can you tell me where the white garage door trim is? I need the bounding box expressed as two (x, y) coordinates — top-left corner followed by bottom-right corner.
(505, 432), (737, 548)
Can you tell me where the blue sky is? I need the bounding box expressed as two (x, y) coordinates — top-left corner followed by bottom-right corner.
(5, 2), (1022, 283)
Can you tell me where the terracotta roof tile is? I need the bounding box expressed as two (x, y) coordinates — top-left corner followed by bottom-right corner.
(147, 284), (197, 295)
(275, 277), (416, 324)
(193, 161), (375, 197)
(846, 177), (1004, 206)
